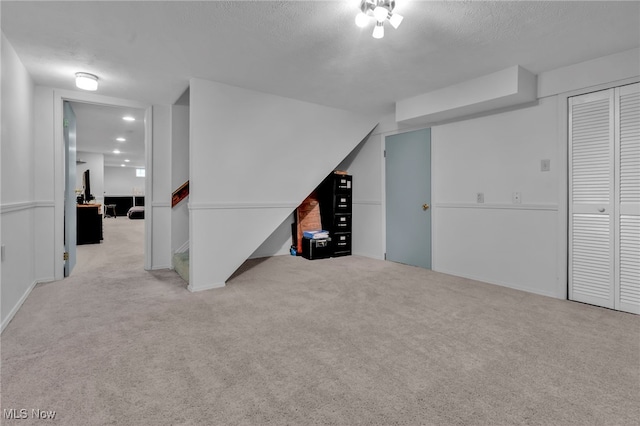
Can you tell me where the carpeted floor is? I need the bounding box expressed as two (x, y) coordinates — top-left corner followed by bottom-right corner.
(1, 217), (639, 425)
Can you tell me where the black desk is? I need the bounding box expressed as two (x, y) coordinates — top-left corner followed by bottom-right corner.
(77, 204), (103, 244)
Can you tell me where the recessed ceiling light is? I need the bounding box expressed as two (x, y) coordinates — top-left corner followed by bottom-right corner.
(113, 149), (121, 154)
(116, 137), (126, 142)
(124, 159), (130, 162)
(122, 116), (135, 122)
(75, 72), (98, 91)
(121, 164), (126, 167)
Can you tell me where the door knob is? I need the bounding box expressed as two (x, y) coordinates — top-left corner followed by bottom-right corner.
(598, 208), (605, 212)
(422, 203), (430, 211)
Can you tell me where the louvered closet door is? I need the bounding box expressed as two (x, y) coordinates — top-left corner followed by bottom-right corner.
(616, 83), (640, 314)
(569, 89), (615, 309)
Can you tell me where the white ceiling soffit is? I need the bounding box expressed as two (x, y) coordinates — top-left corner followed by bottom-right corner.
(396, 66), (538, 126)
(1, 1), (639, 115)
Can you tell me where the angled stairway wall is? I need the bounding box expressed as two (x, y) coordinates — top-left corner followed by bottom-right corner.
(189, 78), (378, 291)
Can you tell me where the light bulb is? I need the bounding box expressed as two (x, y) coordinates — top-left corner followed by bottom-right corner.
(373, 6), (388, 22)
(75, 72), (98, 91)
(372, 21), (384, 39)
(389, 13), (403, 29)
(355, 12), (369, 28)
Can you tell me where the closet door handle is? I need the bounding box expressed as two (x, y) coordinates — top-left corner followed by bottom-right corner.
(598, 208), (605, 213)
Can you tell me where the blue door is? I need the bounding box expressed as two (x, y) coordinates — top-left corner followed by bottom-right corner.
(385, 128), (431, 269)
(64, 101), (77, 277)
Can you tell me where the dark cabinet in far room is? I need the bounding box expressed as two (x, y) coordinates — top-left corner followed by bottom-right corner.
(77, 204), (103, 245)
(318, 172), (352, 257)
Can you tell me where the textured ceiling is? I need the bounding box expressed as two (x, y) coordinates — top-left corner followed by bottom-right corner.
(2, 1), (639, 116)
(5, 1), (637, 169)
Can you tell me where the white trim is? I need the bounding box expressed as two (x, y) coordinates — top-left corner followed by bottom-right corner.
(1, 201), (35, 214)
(1, 280), (37, 333)
(151, 202), (171, 208)
(1, 201), (55, 214)
(433, 203), (559, 211)
(188, 202), (298, 210)
(175, 240), (189, 254)
(187, 281), (225, 292)
(150, 264), (172, 270)
(353, 199), (382, 206)
(34, 201), (55, 208)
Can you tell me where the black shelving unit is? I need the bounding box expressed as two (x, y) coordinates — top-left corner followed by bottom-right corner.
(318, 173), (352, 257)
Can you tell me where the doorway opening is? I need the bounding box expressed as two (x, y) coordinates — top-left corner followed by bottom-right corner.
(65, 101), (147, 277)
(54, 89), (152, 281)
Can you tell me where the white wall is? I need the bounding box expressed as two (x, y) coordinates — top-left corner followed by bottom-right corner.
(344, 48), (639, 300)
(336, 133), (384, 260)
(248, 213), (294, 259)
(104, 166), (145, 196)
(33, 86), (56, 283)
(189, 78), (378, 291)
(151, 105), (172, 269)
(76, 151), (104, 204)
(1, 33), (36, 331)
(171, 103), (189, 254)
(431, 97), (560, 297)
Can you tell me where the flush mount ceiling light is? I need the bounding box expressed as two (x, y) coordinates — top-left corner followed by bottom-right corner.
(113, 149), (121, 154)
(75, 72), (99, 91)
(116, 137), (126, 142)
(355, 0), (403, 39)
(122, 116), (136, 122)
(124, 159), (130, 162)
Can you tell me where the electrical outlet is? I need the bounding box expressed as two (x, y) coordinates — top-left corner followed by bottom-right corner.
(477, 193), (484, 203)
(541, 159), (551, 172)
(513, 192), (522, 204)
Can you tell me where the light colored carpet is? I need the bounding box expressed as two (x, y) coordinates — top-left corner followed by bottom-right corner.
(1, 217), (639, 425)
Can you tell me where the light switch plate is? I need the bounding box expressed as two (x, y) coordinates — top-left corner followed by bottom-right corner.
(477, 193), (484, 203)
(541, 159), (551, 172)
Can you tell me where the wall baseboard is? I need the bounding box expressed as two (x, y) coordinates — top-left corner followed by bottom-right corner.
(353, 252), (384, 261)
(187, 281), (225, 292)
(150, 264), (172, 271)
(1, 279), (38, 333)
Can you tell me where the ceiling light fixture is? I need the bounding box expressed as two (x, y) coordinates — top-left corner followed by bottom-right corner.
(116, 137), (126, 142)
(75, 72), (99, 91)
(121, 164), (126, 167)
(124, 159), (130, 162)
(113, 149), (121, 154)
(355, 0), (403, 39)
(122, 116), (135, 122)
